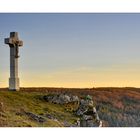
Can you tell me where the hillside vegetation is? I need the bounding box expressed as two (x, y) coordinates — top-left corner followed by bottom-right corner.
(0, 87), (140, 127)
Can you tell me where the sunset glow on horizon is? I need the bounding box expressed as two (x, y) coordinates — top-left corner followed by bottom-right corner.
(0, 13), (140, 88)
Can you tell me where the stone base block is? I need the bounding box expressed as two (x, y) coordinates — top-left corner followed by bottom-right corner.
(9, 78), (20, 91)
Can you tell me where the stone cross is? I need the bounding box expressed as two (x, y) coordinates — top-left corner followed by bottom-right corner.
(5, 32), (23, 91)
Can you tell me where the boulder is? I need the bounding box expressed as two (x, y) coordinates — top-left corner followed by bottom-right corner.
(58, 94), (71, 104)
(76, 95), (102, 127)
(43, 94), (79, 105)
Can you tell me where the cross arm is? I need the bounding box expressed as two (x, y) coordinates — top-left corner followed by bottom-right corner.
(5, 38), (23, 47)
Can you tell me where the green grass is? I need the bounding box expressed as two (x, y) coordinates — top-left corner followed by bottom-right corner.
(0, 90), (78, 127)
(1, 87), (140, 127)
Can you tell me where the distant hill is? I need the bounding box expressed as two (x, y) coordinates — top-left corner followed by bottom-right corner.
(0, 87), (140, 127)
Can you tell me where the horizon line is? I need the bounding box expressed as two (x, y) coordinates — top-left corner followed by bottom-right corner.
(0, 86), (140, 89)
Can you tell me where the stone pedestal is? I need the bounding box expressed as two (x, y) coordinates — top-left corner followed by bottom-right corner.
(9, 78), (19, 91)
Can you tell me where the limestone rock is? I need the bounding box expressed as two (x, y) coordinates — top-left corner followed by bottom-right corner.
(45, 113), (58, 122)
(43, 94), (102, 127)
(76, 95), (102, 127)
(76, 97), (94, 116)
(43, 94), (79, 104)
(25, 112), (46, 123)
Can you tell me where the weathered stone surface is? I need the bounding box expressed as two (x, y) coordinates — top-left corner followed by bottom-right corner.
(5, 32), (23, 91)
(25, 112), (46, 123)
(76, 98), (94, 116)
(45, 113), (57, 121)
(43, 94), (79, 104)
(76, 118), (80, 127)
(76, 95), (102, 127)
(44, 94), (102, 127)
(80, 118), (98, 127)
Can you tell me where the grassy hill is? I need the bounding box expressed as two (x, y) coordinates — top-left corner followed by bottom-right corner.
(0, 87), (140, 127)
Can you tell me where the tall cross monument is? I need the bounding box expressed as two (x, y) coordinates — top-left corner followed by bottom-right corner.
(5, 32), (23, 91)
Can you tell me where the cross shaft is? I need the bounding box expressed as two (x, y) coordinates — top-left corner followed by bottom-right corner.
(5, 32), (23, 91)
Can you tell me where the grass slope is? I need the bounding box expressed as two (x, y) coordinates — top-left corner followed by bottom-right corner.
(0, 90), (78, 127)
(0, 87), (140, 127)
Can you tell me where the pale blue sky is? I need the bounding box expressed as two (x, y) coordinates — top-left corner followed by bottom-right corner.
(0, 13), (140, 87)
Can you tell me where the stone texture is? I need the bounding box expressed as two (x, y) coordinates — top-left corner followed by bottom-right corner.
(44, 94), (103, 127)
(25, 112), (46, 123)
(5, 32), (23, 91)
(9, 78), (19, 91)
(76, 95), (103, 127)
(43, 94), (79, 104)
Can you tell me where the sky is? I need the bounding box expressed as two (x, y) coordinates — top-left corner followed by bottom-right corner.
(0, 13), (140, 88)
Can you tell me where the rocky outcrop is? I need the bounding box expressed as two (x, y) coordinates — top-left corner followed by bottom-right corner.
(25, 112), (46, 123)
(43, 94), (79, 104)
(44, 94), (102, 127)
(16, 109), (46, 123)
(76, 95), (102, 127)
